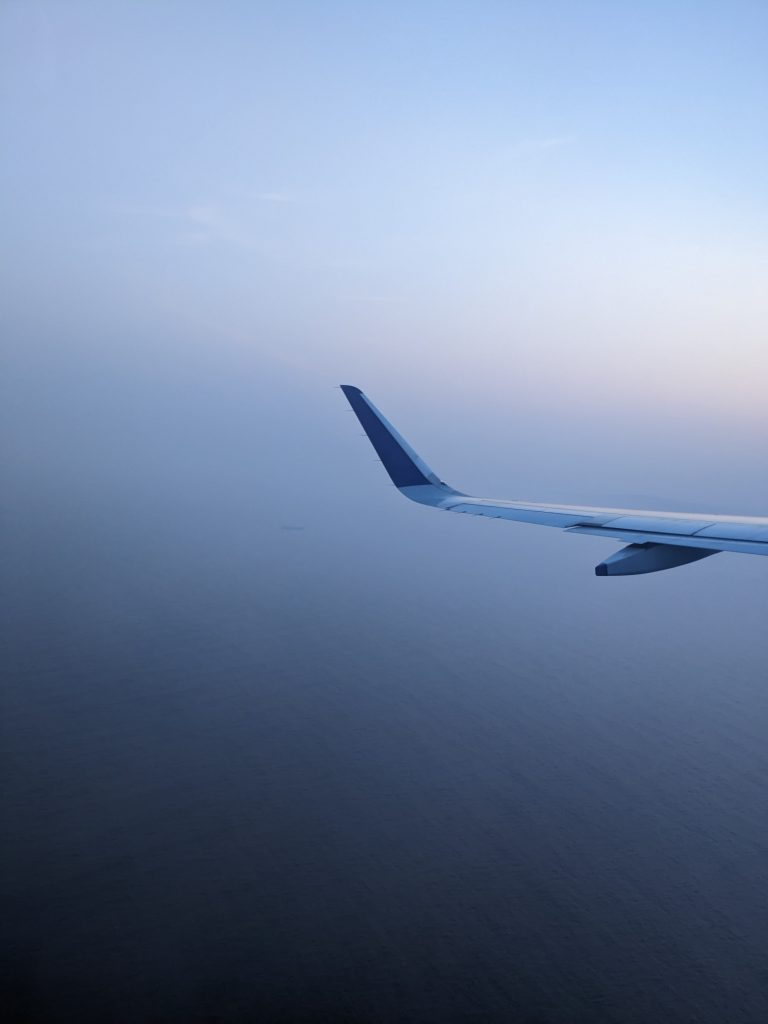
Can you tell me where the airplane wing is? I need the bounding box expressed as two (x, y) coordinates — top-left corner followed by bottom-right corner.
(340, 385), (768, 576)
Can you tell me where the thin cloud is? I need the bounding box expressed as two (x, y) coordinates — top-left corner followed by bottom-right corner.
(173, 203), (264, 249)
(341, 294), (404, 305)
(252, 191), (299, 204)
(109, 194), (299, 249)
(510, 135), (574, 154)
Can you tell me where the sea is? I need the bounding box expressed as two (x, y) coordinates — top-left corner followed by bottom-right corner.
(2, 361), (767, 1023)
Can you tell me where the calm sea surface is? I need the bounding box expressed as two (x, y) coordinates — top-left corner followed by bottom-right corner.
(3, 408), (768, 1023)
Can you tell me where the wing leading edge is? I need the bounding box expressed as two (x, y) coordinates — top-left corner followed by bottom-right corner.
(340, 385), (768, 576)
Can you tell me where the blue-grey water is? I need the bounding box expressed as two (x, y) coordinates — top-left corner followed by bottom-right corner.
(2, 346), (768, 1023)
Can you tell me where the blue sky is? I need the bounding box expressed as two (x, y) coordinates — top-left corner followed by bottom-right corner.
(2, 1), (767, 427)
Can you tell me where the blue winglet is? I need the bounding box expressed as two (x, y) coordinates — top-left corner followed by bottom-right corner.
(341, 385), (444, 489)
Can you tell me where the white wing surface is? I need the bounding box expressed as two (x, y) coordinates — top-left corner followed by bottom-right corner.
(340, 385), (768, 576)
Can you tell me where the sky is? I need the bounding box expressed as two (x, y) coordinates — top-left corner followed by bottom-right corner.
(2, 7), (768, 1020)
(1, 0), (766, 515)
